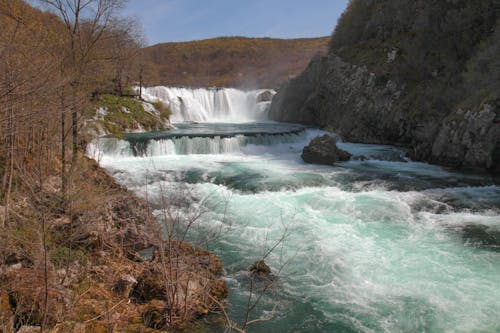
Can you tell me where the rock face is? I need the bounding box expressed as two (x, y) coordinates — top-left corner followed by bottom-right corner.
(269, 0), (500, 172)
(271, 54), (403, 143)
(301, 135), (352, 165)
(256, 90), (274, 103)
(431, 104), (500, 169)
(270, 53), (499, 171)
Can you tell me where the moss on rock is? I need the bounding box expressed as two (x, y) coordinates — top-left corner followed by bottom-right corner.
(89, 94), (172, 138)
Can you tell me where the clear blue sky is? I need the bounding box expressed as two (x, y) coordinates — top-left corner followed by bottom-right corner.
(123, 0), (350, 45)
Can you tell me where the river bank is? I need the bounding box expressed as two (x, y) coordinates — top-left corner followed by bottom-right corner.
(0, 151), (227, 332)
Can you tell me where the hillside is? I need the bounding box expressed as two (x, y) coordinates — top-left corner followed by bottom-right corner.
(143, 36), (329, 88)
(270, 0), (500, 171)
(0, 1), (225, 332)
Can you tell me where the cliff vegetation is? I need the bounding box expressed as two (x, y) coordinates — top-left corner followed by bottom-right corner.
(271, 0), (500, 171)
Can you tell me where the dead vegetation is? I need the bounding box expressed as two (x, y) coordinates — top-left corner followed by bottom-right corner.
(0, 155), (228, 332)
(0, 1), (227, 331)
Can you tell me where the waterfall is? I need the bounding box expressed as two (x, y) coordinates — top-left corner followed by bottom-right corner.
(88, 130), (306, 158)
(141, 86), (275, 123)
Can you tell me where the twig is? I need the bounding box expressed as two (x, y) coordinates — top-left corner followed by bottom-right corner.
(84, 298), (128, 323)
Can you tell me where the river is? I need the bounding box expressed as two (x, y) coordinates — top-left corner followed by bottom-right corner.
(88, 87), (500, 333)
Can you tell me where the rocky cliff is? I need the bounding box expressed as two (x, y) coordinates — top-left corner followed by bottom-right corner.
(270, 0), (500, 171)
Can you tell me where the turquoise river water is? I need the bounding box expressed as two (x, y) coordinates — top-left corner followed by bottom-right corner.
(89, 116), (499, 332)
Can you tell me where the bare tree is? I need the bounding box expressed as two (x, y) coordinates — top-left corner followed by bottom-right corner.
(39, 0), (126, 200)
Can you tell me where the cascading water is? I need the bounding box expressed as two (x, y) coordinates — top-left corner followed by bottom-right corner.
(89, 86), (500, 332)
(141, 86), (274, 123)
(87, 123), (307, 157)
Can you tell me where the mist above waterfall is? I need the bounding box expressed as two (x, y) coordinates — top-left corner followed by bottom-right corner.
(141, 86), (275, 123)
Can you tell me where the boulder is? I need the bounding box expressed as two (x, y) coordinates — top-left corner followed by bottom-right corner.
(256, 90), (274, 103)
(250, 260), (271, 278)
(301, 135), (351, 165)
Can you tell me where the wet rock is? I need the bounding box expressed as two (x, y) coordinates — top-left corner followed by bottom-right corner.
(250, 260), (271, 278)
(352, 155), (368, 161)
(461, 225), (500, 251)
(301, 135), (352, 165)
(257, 90), (274, 103)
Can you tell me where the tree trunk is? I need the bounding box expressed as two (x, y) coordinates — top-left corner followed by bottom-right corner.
(4, 95), (15, 227)
(61, 92), (67, 202)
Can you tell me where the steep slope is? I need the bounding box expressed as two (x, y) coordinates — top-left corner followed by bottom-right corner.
(143, 36), (329, 88)
(270, 0), (500, 171)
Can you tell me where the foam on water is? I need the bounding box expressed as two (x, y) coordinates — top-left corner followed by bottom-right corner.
(91, 123), (500, 332)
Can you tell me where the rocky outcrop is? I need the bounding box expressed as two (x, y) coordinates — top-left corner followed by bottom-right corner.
(270, 0), (500, 172)
(270, 44), (499, 172)
(301, 135), (352, 165)
(271, 54), (404, 144)
(431, 103), (500, 170)
(86, 95), (174, 138)
(270, 54), (327, 125)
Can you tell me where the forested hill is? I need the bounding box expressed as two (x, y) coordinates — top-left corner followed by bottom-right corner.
(143, 36), (329, 88)
(270, 0), (500, 171)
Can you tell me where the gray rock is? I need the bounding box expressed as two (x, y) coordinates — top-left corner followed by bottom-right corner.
(269, 52), (499, 171)
(431, 103), (500, 170)
(256, 90), (274, 103)
(301, 135), (351, 165)
(270, 54), (404, 143)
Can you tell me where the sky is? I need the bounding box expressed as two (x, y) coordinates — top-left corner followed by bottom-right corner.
(123, 0), (350, 45)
